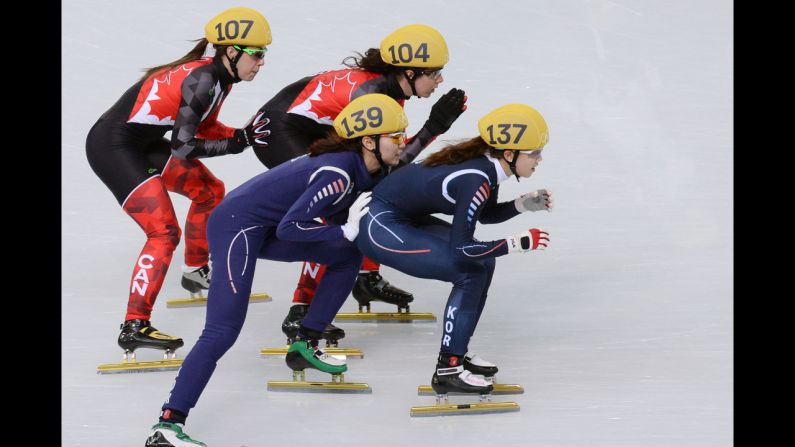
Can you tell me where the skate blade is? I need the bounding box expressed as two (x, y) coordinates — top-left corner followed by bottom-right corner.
(334, 311), (436, 322)
(410, 401), (519, 417)
(96, 359), (183, 374)
(259, 346), (364, 359)
(417, 384), (524, 395)
(267, 380), (372, 393)
(166, 292), (271, 308)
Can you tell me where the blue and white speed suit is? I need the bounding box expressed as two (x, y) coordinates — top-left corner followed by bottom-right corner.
(163, 151), (376, 416)
(356, 155), (520, 355)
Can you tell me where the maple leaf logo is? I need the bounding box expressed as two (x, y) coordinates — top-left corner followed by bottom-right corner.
(128, 64), (196, 125)
(289, 71), (359, 125)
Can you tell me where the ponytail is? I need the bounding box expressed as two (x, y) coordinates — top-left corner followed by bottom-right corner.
(139, 38), (224, 81)
(342, 48), (398, 75)
(308, 133), (366, 156)
(423, 137), (504, 166)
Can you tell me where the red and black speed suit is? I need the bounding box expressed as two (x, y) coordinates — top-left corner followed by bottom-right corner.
(86, 57), (242, 321)
(250, 68), (438, 304)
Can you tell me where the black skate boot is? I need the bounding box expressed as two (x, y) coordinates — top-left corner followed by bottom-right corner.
(280, 304), (307, 342)
(431, 354), (493, 396)
(352, 271), (414, 312)
(321, 323), (345, 347)
(181, 264), (210, 297)
(281, 304), (345, 346)
(117, 319), (184, 360)
(463, 353), (499, 381)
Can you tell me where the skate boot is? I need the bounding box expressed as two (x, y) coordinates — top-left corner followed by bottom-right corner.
(280, 304), (307, 342)
(117, 319), (184, 360)
(285, 330), (347, 376)
(145, 422), (206, 446)
(352, 271), (414, 312)
(412, 359), (517, 417)
(281, 304), (345, 346)
(431, 353), (492, 396)
(431, 365), (493, 396)
(463, 353), (499, 381)
(181, 264), (210, 298)
(320, 323), (345, 347)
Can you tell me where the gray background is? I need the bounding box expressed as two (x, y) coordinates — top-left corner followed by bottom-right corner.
(62, 1), (732, 445)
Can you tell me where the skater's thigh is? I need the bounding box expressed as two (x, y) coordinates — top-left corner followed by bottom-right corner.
(359, 215), (457, 282)
(257, 235), (361, 266)
(205, 213), (269, 328)
(414, 215), (452, 242)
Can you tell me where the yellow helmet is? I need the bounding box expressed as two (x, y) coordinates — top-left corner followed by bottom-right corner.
(204, 7), (272, 47)
(333, 94), (408, 139)
(379, 24), (449, 68)
(478, 104), (549, 150)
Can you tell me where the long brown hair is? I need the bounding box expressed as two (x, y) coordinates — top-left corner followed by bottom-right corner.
(423, 137), (504, 166)
(308, 133), (366, 156)
(139, 38), (230, 81)
(342, 48), (399, 74)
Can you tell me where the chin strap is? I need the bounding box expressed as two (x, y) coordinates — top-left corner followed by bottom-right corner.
(226, 50), (245, 83)
(372, 138), (391, 177)
(402, 70), (419, 98)
(505, 151), (521, 182)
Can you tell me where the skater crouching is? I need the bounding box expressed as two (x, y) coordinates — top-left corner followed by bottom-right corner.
(356, 104), (554, 396)
(244, 24), (467, 337)
(85, 7), (272, 358)
(145, 94), (407, 446)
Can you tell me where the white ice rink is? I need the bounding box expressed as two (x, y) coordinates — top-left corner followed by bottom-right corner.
(62, 1), (732, 445)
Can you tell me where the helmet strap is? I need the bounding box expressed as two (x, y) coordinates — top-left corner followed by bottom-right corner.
(372, 138), (391, 177)
(505, 151), (521, 182)
(402, 70), (419, 98)
(226, 49), (245, 83)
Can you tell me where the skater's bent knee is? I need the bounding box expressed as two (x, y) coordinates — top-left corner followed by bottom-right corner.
(147, 223), (182, 251)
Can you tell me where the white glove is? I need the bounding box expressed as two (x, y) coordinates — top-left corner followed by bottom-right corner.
(341, 191), (372, 241)
(506, 228), (549, 253)
(514, 189), (553, 212)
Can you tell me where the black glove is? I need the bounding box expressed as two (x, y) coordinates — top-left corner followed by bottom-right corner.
(423, 88), (467, 135)
(231, 111), (271, 154)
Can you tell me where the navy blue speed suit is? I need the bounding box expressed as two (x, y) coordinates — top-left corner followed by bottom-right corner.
(163, 151), (376, 416)
(356, 155), (520, 356)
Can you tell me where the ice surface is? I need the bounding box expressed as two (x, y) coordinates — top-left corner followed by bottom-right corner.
(62, 1), (732, 445)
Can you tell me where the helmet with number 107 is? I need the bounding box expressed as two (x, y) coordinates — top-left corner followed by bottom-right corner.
(204, 7), (272, 47)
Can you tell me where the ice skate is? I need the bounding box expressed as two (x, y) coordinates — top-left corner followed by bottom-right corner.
(410, 364), (519, 417)
(166, 264), (271, 307)
(281, 304), (346, 346)
(463, 353), (498, 380)
(267, 339), (370, 393)
(181, 264), (211, 297)
(431, 365), (493, 395)
(335, 271), (436, 322)
(263, 304), (361, 358)
(419, 354), (523, 395)
(97, 319), (184, 374)
(419, 353), (523, 395)
(145, 422), (206, 446)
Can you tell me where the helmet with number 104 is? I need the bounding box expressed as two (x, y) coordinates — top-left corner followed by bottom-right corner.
(379, 24), (449, 68)
(204, 7), (272, 47)
(478, 104), (549, 150)
(333, 94), (409, 139)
